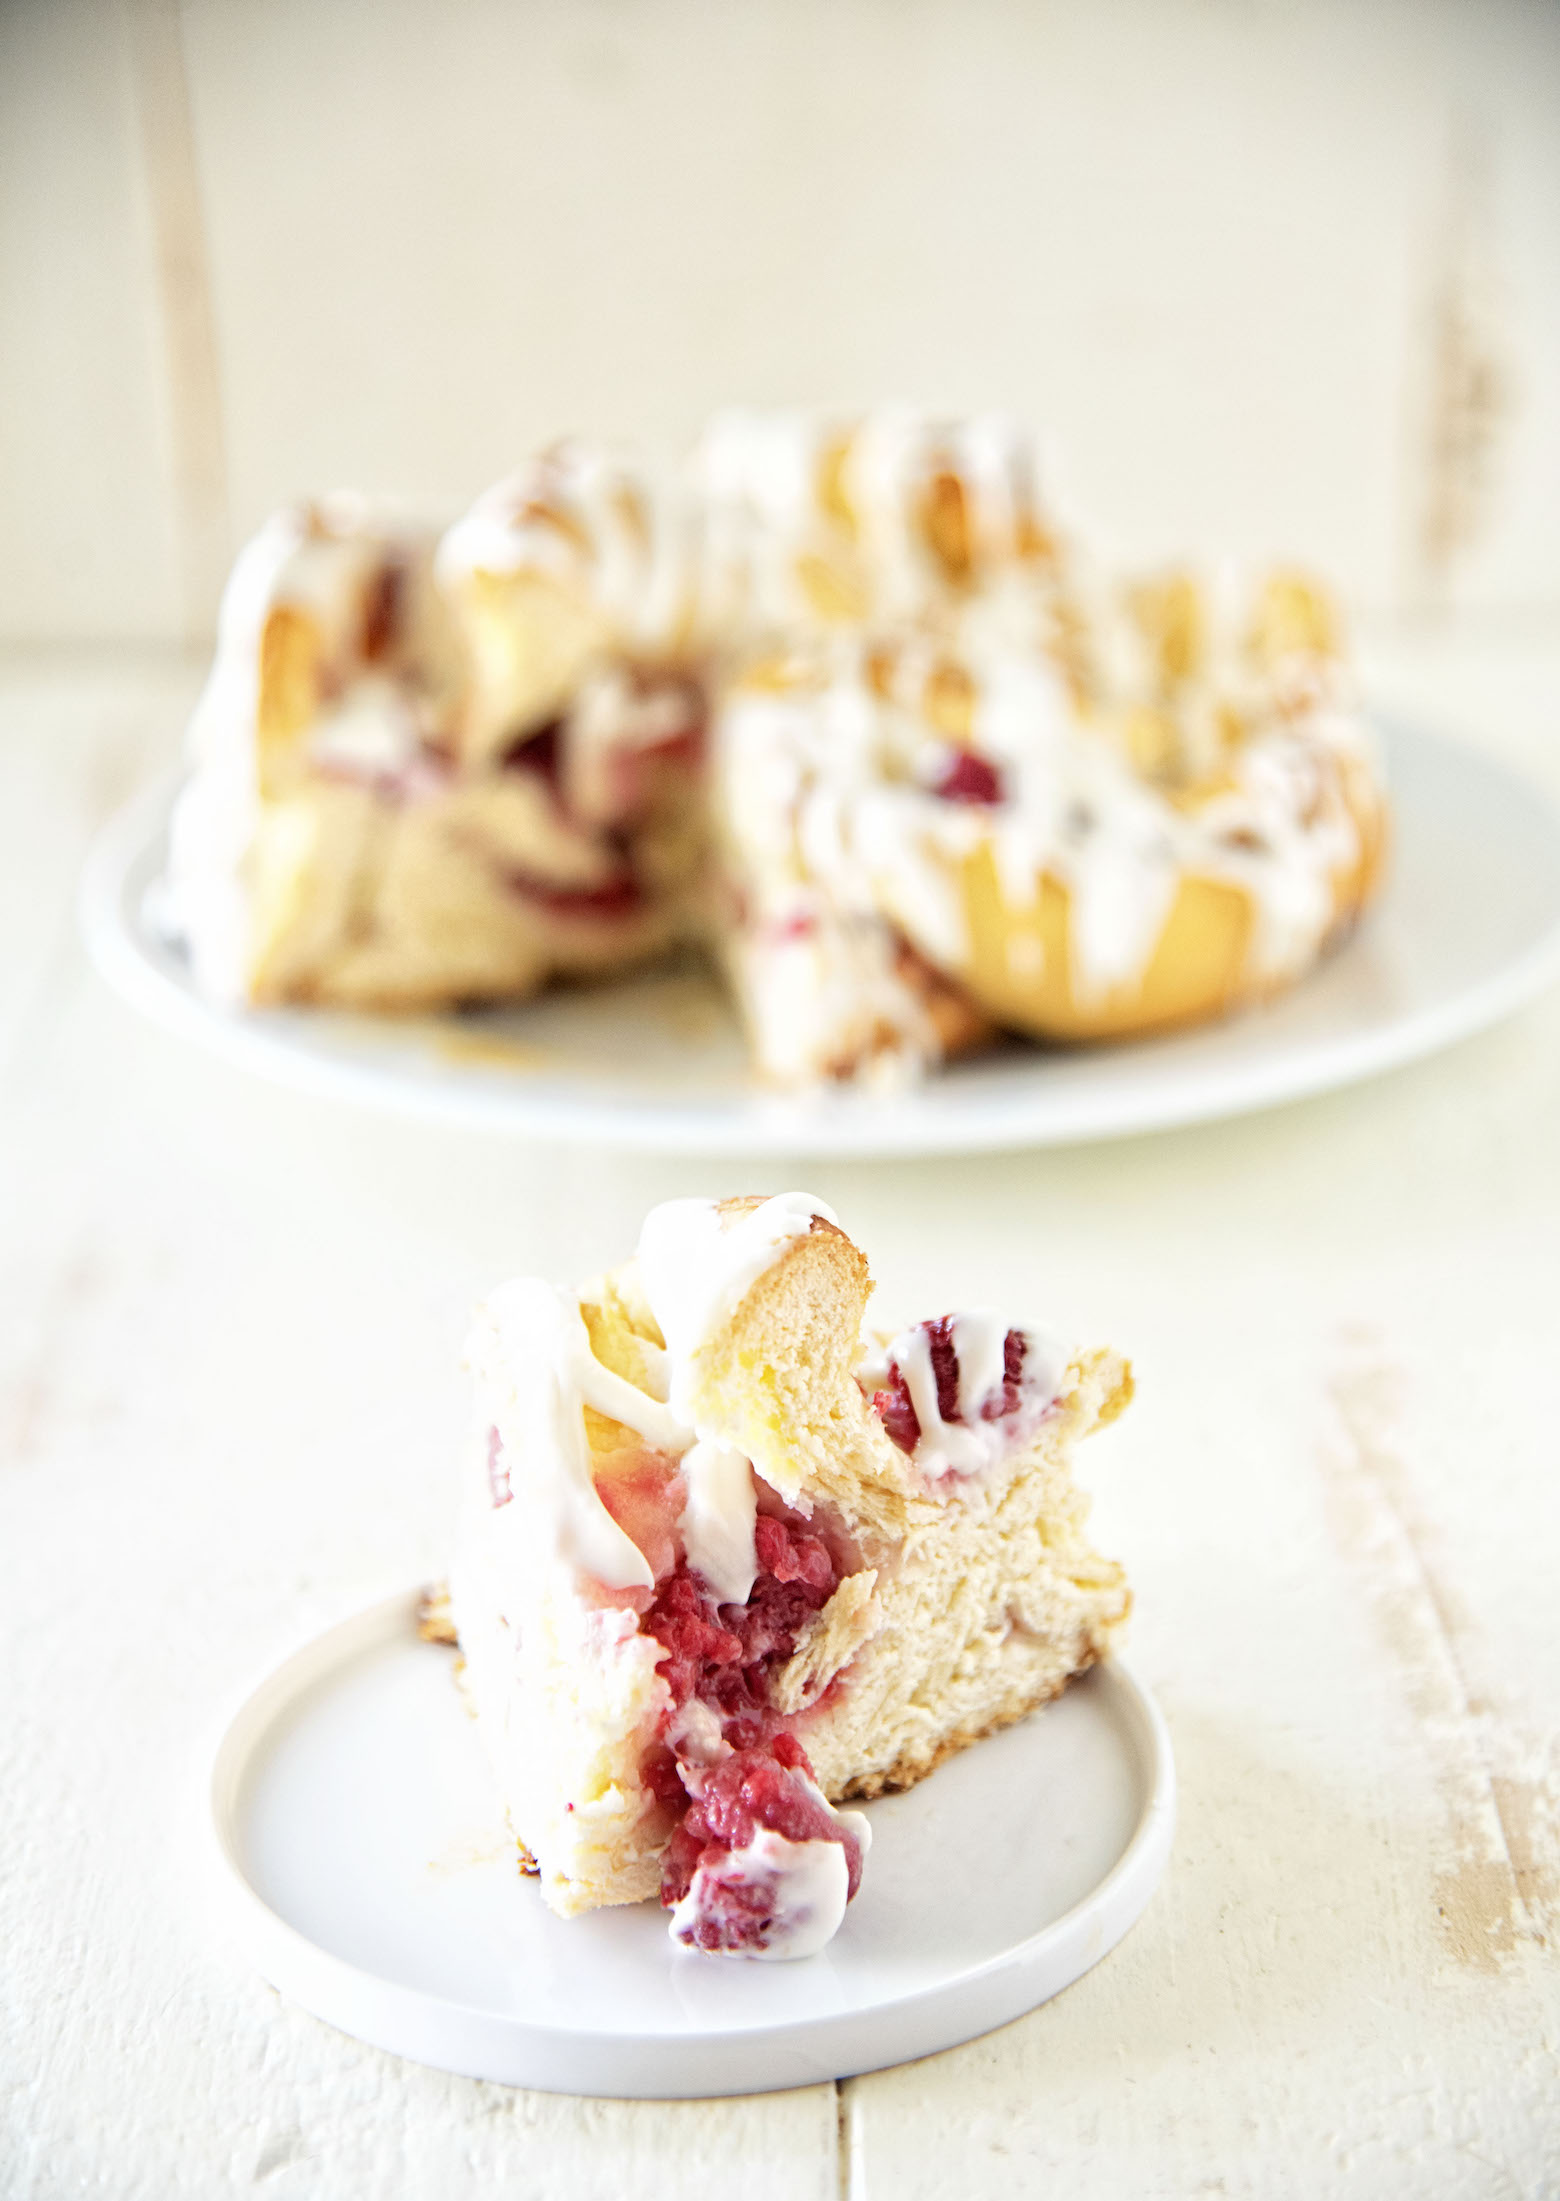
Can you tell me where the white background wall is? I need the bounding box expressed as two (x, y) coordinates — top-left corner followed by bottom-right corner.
(3, 0), (1557, 647)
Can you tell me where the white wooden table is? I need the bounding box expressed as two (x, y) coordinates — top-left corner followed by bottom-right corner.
(3, 633), (1558, 2198)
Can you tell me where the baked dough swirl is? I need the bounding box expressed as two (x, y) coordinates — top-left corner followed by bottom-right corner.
(163, 414), (1387, 1085)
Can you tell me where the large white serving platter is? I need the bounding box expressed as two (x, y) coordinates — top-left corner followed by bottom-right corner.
(88, 726), (1560, 1156)
(207, 1591), (1174, 2097)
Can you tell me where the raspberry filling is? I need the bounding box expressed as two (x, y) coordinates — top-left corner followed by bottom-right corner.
(638, 1513), (864, 1953)
(764, 910), (820, 945)
(501, 865), (643, 921)
(502, 686), (703, 829)
(871, 1316), (1031, 1456)
(933, 750), (1006, 805)
(661, 1744), (867, 1954)
(496, 719), (644, 919)
(500, 717), (565, 789)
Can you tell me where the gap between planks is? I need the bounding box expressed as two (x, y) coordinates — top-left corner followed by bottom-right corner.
(118, 0), (231, 646)
(1323, 1326), (1556, 1964)
(835, 2078), (863, 2201)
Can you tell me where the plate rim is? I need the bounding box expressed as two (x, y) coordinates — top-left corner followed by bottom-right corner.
(84, 726), (1560, 1157)
(206, 1587), (1177, 2096)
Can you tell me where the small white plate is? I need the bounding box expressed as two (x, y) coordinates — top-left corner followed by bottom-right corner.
(86, 726), (1560, 1156)
(207, 1590), (1174, 2097)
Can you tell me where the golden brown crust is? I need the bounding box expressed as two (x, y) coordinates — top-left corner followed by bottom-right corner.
(1092, 1357), (1136, 1430)
(416, 1581), (459, 1646)
(257, 605), (321, 774)
(957, 856), (1257, 1042)
(203, 472), (1387, 1074)
(940, 810), (1387, 1046)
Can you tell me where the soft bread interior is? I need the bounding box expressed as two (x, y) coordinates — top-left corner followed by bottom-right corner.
(608, 1197), (920, 1538)
(804, 1346), (1132, 1798)
(455, 569), (614, 765)
(590, 1199), (1133, 1798)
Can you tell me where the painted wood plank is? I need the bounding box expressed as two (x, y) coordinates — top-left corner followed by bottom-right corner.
(2, 643), (1557, 2194)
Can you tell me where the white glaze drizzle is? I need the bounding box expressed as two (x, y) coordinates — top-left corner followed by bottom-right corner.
(464, 1196), (837, 1606)
(726, 905), (940, 1088)
(666, 1697), (729, 1767)
(717, 618), (1370, 1031)
(678, 1436), (759, 1608)
(667, 1787), (871, 1960)
(695, 409), (840, 631)
(306, 679), (423, 776)
(165, 511), (349, 1001)
(162, 499), (431, 1000)
(668, 1831), (849, 1961)
(633, 1206), (831, 1602)
(875, 1311), (1068, 1483)
(172, 415), (1378, 1084)
(436, 443), (697, 651)
(696, 406), (1047, 631)
(562, 664), (702, 828)
(636, 1194), (838, 1424)
(466, 1278), (686, 1592)
(636, 1193), (838, 1601)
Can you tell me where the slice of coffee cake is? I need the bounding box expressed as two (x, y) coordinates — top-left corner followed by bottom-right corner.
(451, 1194), (1132, 1959)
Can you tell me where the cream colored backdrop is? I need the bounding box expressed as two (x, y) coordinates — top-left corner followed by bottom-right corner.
(3, 0), (1557, 647)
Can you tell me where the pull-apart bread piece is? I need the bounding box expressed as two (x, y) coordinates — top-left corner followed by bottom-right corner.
(451, 1194), (1132, 1960)
(163, 487), (706, 1012)
(712, 569), (1385, 1084)
(164, 415), (1385, 1080)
